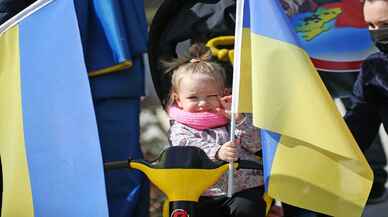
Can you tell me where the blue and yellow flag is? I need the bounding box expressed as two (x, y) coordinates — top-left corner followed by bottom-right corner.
(0, 1), (108, 217)
(234, 0), (373, 216)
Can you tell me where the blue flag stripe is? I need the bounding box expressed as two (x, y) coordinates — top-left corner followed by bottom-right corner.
(261, 130), (280, 191)
(242, 0), (250, 28)
(248, 0), (298, 45)
(18, 1), (108, 216)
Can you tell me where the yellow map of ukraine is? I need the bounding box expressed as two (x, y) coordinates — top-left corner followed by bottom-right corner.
(296, 7), (342, 41)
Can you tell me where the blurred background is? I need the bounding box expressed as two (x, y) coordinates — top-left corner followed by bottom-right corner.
(142, 1), (168, 216)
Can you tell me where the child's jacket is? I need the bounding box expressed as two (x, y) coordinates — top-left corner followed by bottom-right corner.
(168, 114), (264, 196)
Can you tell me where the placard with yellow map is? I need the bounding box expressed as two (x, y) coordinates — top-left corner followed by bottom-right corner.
(288, 0), (376, 72)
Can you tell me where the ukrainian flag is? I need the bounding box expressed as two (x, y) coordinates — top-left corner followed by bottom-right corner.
(234, 0), (373, 216)
(0, 1), (108, 217)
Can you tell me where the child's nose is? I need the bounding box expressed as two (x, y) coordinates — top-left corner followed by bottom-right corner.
(198, 99), (208, 107)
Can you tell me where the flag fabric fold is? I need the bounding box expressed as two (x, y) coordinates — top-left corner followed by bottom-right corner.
(0, 1), (108, 216)
(234, 0), (373, 216)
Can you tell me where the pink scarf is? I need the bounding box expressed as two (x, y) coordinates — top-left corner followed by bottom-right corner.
(168, 106), (228, 130)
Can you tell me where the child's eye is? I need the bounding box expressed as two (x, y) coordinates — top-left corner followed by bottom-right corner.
(368, 23), (376, 29)
(208, 95), (218, 98)
(187, 96), (198, 100)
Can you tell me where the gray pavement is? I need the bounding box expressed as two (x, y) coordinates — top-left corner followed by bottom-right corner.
(363, 192), (388, 217)
(363, 127), (388, 217)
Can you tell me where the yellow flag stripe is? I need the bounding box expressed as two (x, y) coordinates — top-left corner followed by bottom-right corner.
(0, 26), (34, 217)
(269, 136), (372, 216)
(249, 33), (367, 161)
(238, 28), (253, 112)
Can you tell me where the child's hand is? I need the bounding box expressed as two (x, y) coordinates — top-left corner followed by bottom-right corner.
(267, 204), (284, 217)
(217, 140), (240, 162)
(216, 95), (244, 122)
(216, 95), (232, 117)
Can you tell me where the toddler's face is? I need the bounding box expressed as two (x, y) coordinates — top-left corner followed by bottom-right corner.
(175, 74), (223, 113)
(364, 0), (388, 30)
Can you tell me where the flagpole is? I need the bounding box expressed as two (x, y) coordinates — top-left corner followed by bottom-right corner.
(229, 0), (285, 207)
(0, 0), (53, 34)
(228, 0), (245, 198)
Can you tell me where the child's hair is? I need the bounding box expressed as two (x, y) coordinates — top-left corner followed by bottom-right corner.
(162, 43), (226, 107)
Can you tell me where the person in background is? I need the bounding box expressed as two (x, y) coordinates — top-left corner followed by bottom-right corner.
(345, 0), (388, 203)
